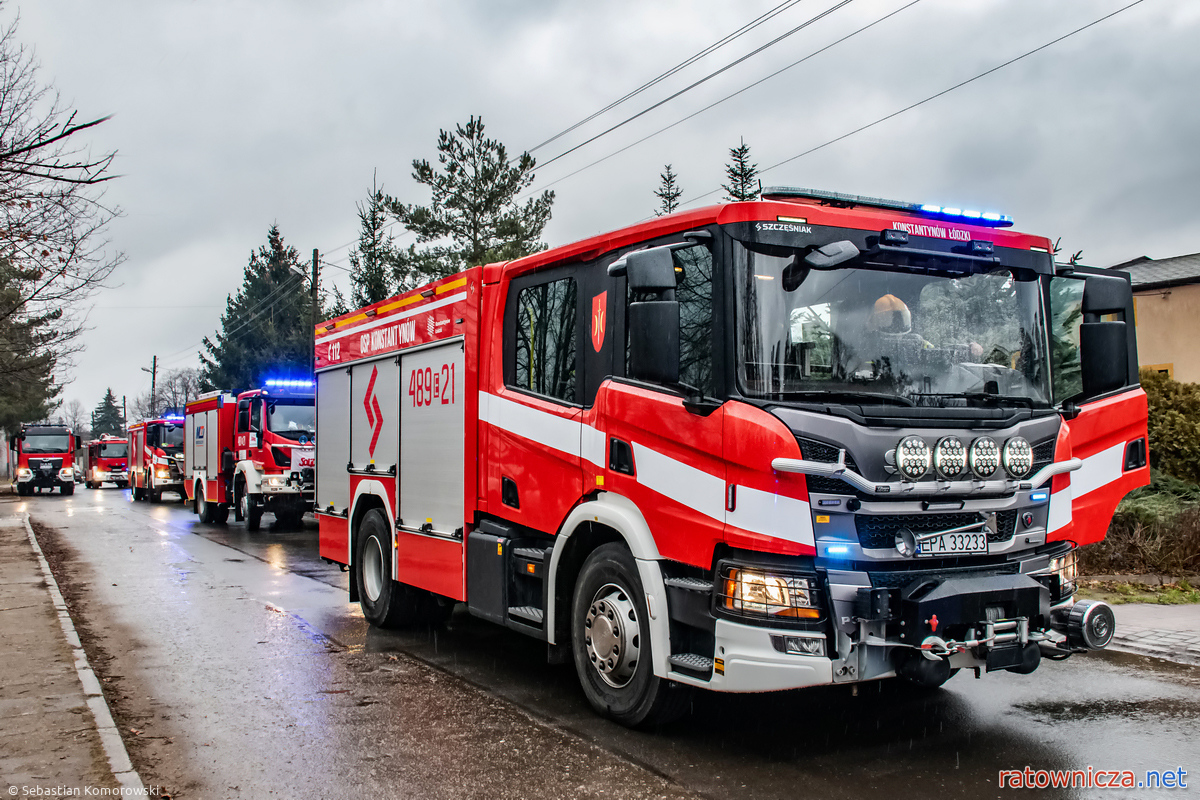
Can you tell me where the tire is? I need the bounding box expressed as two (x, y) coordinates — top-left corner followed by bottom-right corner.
(355, 509), (452, 628)
(133, 481), (145, 500)
(197, 483), (217, 524)
(85, 480), (93, 489)
(213, 504), (230, 524)
(148, 472), (162, 503)
(116, 481), (128, 489)
(571, 543), (689, 728)
(16, 483), (29, 497)
(61, 483), (74, 496)
(241, 492), (262, 531)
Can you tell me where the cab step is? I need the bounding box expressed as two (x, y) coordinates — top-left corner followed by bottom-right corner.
(668, 653), (714, 672)
(508, 605), (544, 625)
(664, 576), (712, 592)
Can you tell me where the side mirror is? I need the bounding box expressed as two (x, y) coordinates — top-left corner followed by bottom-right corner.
(627, 301), (680, 384)
(1078, 272), (1135, 397)
(609, 247), (678, 292)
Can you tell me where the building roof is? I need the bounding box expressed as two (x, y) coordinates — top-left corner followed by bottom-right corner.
(1108, 253), (1200, 289)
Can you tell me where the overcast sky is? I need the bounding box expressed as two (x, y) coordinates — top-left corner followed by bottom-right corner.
(13, 0), (1200, 418)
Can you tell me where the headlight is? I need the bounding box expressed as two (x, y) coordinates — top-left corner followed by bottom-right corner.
(59, 468), (73, 478)
(1050, 551), (1078, 588)
(17, 468), (31, 478)
(969, 437), (1000, 478)
(265, 475), (287, 487)
(720, 568), (819, 619)
(156, 469), (170, 479)
(933, 436), (967, 480)
(1003, 437), (1034, 479)
(895, 436), (931, 481)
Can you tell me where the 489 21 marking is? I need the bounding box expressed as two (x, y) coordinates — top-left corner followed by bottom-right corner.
(408, 362), (456, 407)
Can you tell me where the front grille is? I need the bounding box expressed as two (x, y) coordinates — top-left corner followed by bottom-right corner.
(855, 510), (1018, 550)
(868, 560), (1021, 589)
(1031, 438), (1055, 474)
(796, 437), (863, 495)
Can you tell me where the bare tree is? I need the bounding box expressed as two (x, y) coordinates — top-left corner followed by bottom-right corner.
(131, 367), (200, 419)
(0, 8), (122, 433)
(62, 397), (88, 435)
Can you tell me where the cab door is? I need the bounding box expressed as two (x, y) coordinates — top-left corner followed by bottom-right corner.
(1048, 267), (1149, 545)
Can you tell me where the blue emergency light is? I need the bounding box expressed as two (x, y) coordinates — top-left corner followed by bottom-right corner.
(761, 187), (1014, 228)
(264, 379), (314, 388)
(825, 545), (850, 556)
(1030, 490), (1050, 503)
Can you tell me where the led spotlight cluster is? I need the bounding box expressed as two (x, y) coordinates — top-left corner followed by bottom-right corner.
(933, 436), (967, 479)
(896, 436), (932, 480)
(1002, 437), (1034, 479)
(894, 435), (1036, 481)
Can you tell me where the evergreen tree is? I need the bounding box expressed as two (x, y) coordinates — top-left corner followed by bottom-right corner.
(200, 225), (315, 390)
(348, 175), (397, 307)
(386, 116), (555, 281)
(0, 257), (60, 435)
(91, 388), (124, 436)
(722, 137), (760, 202)
(654, 164), (683, 216)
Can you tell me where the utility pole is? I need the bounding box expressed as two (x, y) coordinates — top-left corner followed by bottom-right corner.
(122, 395), (126, 427)
(141, 356), (157, 416)
(311, 248), (319, 376)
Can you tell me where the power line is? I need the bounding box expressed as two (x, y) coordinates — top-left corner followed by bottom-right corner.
(525, 0), (923, 199)
(525, 0), (806, 156)
(536, 0), (858, 171)
(675, 0), (1149, 209)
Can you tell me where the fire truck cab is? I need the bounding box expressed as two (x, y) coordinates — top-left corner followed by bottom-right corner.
(83, 435), (129, 489)
(185, 382), (315, 530)
(316, 188), (1149, 727)
(128, 416), (186, 502)
(9, 424), (77, 496)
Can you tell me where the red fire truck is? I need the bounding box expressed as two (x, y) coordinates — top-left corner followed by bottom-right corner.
(128, 416), (186, 502)
(83, 435), (129, 489)
(183, 382), (315, 529)
(315, 188), (1148, 726)
(9, 424), (78, 496)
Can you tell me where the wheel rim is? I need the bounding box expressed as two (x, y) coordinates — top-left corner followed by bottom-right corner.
(585, 582), (641, 688)
(240, 492), (248, 519)
(362, 536), (385, 603)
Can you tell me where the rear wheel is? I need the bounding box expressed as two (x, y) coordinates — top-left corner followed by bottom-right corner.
(133, 475), (145, 501)
(212, 504), (230, 524)
(61, 483), (74, 496)
(570, 543), (689, 728)
(147, 472), (162, 503)
(116, 481), (128, 490)
(355, 509), (451, 628)
(197, 483), (217, 524)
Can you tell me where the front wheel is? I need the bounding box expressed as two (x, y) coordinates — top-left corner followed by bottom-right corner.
(241, 492), (263, 531)
(570, 543), (689, 728)
(61, 482), (74, 496)
(355, 509), (451, 628)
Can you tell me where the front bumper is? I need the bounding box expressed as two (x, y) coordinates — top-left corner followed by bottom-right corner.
(17, 470), (72, 488)
(703, 618), (833, 692)
(91, 471), (128, 483)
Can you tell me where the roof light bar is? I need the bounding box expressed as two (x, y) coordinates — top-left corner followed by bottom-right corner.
(264, 379), (314, 388)
(762, 186), (1014, 228)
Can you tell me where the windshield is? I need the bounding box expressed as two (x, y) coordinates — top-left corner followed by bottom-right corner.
(267, 400), (315, 441)
(99, 442), (127, 458)
(733, 242), (1050, 407)
(160, 424), (184, 452)
(23, 434), (70, 454)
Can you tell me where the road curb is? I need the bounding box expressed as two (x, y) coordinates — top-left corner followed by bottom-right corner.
(21, 513), (144, 790)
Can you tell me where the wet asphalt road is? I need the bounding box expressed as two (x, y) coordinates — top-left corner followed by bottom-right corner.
(19, 485), (1200, 798)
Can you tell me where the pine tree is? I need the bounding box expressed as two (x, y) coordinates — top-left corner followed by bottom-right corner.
(91, 388), (124, 436)
(348, 175), (397, 307)
(654, 164), (683, 216)
(200, 225), (316, 391)
(0, 257), (60, 435)
(386, 116), (555, 281)
(722, 137), (760, 202)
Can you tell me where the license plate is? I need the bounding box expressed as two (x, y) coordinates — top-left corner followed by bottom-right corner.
(916, 531), (989, 557)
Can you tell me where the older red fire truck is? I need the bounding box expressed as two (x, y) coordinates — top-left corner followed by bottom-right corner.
(184, 382), (315, 529)
(315, 188), (1148, 726)
(83, 435), (129, 489)
(9, 424), (78, 496)
(128, 416), (186, 502)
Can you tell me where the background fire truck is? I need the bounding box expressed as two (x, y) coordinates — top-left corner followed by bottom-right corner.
(128, 416), (186, 502)
(315, 188), (1148, 727)
(9, 424), (77, 496)
(184, 382), (315, 529)
(83, 435), (129, 489)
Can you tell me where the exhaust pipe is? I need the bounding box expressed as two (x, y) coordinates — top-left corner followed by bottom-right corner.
(1051, 599), (1116, 650)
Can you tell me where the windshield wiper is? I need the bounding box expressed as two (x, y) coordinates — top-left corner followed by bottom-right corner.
(913, 392), (1035, 409)
(773, 390), (915, 407)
